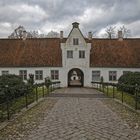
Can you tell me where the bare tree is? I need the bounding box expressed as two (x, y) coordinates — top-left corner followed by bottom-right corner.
(9, 25), (26, 39)
(105, 26), (116, 39)
(27, 31), (39, 38)
(8, 26), (59, 39)
(119, 25), (131, 38)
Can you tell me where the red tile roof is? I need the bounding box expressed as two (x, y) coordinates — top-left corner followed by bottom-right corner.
(0, 38), (140, 68)
(0, 38), (62, 67)
(90, 39), (140, 68)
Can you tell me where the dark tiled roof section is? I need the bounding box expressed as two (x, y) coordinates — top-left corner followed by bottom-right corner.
(0, 38), (140, 68)
(0, 38), (62, 67)
(90, 39), (140, 68)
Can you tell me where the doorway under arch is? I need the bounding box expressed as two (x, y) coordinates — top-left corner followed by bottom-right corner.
(68, 68), (84, 87)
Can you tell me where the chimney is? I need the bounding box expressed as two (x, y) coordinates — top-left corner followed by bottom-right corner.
(72, 22), (79, 28)
(88, 31), (92, 40)
(118, 30), (123, 41)
(60, 31), (63, 39)
(22, 30), (27, 40)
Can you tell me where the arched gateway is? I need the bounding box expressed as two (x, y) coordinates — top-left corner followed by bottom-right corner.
(68, 68), (84, 87)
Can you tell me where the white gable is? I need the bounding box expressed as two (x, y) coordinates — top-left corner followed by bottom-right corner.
(61, 22), (91, 69)
(66, 26), (87, 47)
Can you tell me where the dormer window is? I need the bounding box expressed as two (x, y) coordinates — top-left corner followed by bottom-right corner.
(73, 38), (79, 45)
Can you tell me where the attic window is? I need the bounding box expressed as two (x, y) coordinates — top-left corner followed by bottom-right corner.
(73, 38), (79, 45)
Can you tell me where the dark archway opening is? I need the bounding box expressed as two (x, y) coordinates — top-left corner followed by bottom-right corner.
(68, 68), (84, 87)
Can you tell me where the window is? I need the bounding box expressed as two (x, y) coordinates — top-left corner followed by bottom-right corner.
(1, 71), (9, 75)
(67, 50), (73, 58)
(51, 70), (59, 80)
(79, 50), (85, 58)
(35, 70), (43, 80)
(109, 71), (117, 81)
(92, 71), (101, 82)
(73, 38), (79, 45)
(123, 71), (130, 75)
(19, 70), (27, 80)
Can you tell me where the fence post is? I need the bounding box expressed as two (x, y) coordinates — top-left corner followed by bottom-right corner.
(103, 83), (104, 93)
(5, 86), (10, 120)
(121, 88), (124, 103)
(100, 83), (101, 91)
(6, 95), (10, 120)
(135, 86), (138, 110)
(51, 84), (53, 91)
(101, 83), (103, 92)
(35, 85), (38, 102)
(113, 85), (115, 98)
(107, 84), (109, 96)
(42, 86), (44, 97)
(50, 84), (52, 92)
(47, 86), (50, 94)
(25, 88), (28, 109)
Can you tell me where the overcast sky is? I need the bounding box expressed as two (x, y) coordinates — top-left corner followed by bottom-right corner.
(0, 0), (140, 38)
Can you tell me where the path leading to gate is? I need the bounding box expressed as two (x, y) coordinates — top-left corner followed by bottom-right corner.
(26, 88), (140, 140)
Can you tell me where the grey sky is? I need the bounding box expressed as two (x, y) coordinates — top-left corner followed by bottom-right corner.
(0, 0), (140, 38)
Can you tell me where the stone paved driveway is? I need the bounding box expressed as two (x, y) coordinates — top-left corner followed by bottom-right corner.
(26, 88), (140, 140)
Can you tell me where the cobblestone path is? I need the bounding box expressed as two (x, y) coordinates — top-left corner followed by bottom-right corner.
(26, 88), (140, 140)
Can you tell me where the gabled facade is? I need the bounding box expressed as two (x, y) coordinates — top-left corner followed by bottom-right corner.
(61, 22), (91, 86)
(0, 22), (140, 87)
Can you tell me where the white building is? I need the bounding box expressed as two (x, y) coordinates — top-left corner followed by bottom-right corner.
(0, 22), (140, 87)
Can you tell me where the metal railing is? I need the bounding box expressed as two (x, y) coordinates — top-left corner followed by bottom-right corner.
(91, 82), (140, 110)
(0, 81), (61, 121)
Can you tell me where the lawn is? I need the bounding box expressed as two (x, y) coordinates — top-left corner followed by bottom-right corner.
(0, 86), (49, 122)
(95, 84), (140, 110)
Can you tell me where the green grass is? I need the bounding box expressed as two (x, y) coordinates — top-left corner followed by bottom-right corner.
(0, 86), (49, 122)
(0, 83), (61, 122)
(98, 85), (140, 109)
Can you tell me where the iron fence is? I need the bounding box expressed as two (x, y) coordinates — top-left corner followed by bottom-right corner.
(0, 81), (61, 122)
(91, 82), (140, 110)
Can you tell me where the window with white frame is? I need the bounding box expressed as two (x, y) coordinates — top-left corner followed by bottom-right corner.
(51, 70), (59, 80)
(1, 71), (9, 75)
(19, 70), (27, 80)
(79, 50), (85, 58)
(67, 50), (73, 58)
(35, 70), (43, 80)
(109, 71), (117, 81)
(73, 38), (79, 45)
(92, 71), (101, 82)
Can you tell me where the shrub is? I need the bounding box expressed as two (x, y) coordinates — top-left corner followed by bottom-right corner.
(118, 72), (140, 94)
(45, 77), (52, 88)
(27, 74), (34, 86)
(0, 74), (27, 103)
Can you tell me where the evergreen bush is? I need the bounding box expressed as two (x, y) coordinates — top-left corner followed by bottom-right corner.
(0, 74), (27, 103)
(118, 72), (140, 94)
